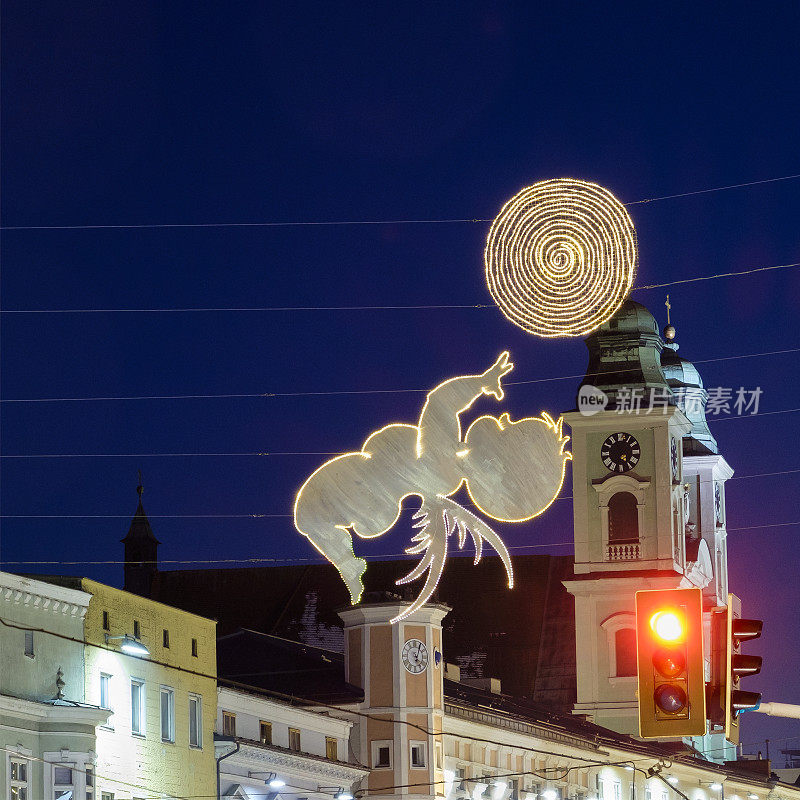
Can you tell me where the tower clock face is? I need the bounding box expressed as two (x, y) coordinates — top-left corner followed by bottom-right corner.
(600, 432), (640, 473)
(401, 638), (429, 674)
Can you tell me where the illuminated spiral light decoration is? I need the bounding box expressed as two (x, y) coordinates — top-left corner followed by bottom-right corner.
(485, 178), (637, 338)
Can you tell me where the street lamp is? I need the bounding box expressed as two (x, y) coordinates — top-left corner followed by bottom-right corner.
(104, 634), (149, 657)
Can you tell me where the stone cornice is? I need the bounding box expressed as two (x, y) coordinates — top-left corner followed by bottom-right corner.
(0, 693), (110, 726)
(226, 739), (368, 781)
(1, 573), (90, 619)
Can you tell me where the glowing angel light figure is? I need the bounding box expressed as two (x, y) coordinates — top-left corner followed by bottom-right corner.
(294, 352), (571, 622)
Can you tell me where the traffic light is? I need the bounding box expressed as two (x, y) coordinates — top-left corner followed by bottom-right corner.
(709, 593), (762, 742)
(635, 587), (706, 738)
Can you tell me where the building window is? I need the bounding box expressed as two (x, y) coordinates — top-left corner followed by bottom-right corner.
(189, 694), (202, 748)
(608, 492), (639, 543)
(160, 686), (175, 742)
(614, 629), (637, 677)
(162, 629), (170, 648)
(455, 767), (467, 790)
(102, 611), (110, 631)
(259, 721), (272, 744)
(131, 679), (145, 735)
(10, 758), (29, 799)
(133, 620), (140, 639)
(24, 630), (34, 658)
(410, 741), (427, 768)
(222, 711), (236, 736)
(54, 765), (74, 799)
(372, 740), (392, 769)
(510, 780), (520, 800)
(601, 780), (621, 800)
(191, 638), (198, 657)
(288, 727), (301, 752)
(101, 793), (114, 800)
(100, 673), (112, 709)
(325, 737), (338, 760)
(86, 766), (94, 799)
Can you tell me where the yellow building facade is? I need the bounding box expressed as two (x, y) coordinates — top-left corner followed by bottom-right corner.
(80, 578), (217, 799)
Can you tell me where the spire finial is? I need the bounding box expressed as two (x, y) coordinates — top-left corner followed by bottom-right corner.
(136, 470), (144, 499)
(664, 294), (676, 341)
(55, 667), (65, 700)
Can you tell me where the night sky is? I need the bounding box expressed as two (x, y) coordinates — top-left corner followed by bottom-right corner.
(2, 3), (799, 757)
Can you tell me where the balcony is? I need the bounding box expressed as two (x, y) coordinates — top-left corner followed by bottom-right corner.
(606, 542), (640, 561)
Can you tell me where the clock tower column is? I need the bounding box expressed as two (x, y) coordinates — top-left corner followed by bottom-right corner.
(562, 300), (712, 737)
(339, 597), (448, 800)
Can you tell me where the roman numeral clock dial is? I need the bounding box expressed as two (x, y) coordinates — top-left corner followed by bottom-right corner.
(600, 432), (640, 473)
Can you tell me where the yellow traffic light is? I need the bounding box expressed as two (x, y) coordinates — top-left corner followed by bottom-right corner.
(636, 588), (706, 738)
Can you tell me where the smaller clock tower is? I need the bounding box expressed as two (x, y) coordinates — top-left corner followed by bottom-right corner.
(339, 596), (448, 800)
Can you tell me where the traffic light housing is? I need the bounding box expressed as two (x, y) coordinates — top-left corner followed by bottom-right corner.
(709, 593), (762, 742)
(635, 587), (706, 738)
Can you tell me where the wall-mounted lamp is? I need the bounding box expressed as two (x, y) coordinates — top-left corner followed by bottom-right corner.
(105, 634), (149, 657)
(709, 784), (723, 792)
(666, 777), (679, 786)
(319, 786), (353, 800)
(249, 772), (286, 789)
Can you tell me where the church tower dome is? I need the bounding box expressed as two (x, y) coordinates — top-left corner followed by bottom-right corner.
(660, 332), (717, 456)
(578, 299), (672, 409)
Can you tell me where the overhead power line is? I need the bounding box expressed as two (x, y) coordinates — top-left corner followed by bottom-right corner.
(3, 405), (800, 460)
(1, 261), (798, 316)
(1, 468), (798, 521)
(2, 171), (799, 232)
(2, 345), (798, 404)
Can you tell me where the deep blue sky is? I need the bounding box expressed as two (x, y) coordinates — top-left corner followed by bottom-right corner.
(2, 3), (799, 755)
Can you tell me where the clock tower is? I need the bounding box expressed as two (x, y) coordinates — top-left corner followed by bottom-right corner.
(339, 596), (448, 800)
(563, 300), (722, 739)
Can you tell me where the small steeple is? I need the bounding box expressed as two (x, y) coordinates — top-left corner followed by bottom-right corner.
(121, 472), (160, 597)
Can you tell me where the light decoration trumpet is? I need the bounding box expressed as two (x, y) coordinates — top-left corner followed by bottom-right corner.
(485, 178), (637, 337)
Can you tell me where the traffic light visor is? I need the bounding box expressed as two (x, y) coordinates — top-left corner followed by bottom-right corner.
(650, 609), (684, 642)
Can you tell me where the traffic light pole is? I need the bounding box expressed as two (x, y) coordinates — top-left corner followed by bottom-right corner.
(752, 702), (800, 719)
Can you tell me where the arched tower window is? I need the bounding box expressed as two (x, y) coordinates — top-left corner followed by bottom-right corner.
(608, 492), (639, 543)
(614, 628), (637, 677)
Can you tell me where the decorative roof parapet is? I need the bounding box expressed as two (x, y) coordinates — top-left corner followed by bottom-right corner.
(0, 573), (91, 619)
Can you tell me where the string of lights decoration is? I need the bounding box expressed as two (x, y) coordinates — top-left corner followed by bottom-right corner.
(485, 178), (637, 337)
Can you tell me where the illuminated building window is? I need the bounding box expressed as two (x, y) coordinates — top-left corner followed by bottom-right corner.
(372, 740), (392, 769)
(326, 737), (338, 760)
(102, 611), (110, 631)
(614, 629), (637, 677)
(410, 741), (427, 768)
(608, 492), (639, 543)
(100, 673), (112, 719)
(131, 678), (145, 735)
(288, 727), (301, 752)
(191, 638), (198, 657)
(222, 711), (236, 736)
(10, 757), (29, 799)
(133, 620), (140, 639)
(189, 693), (202, 748)
(260, 720), (272, 744)
(162, 629), (170, 649)
(24, 631), (34, 658)
(160, 686), (175, 742)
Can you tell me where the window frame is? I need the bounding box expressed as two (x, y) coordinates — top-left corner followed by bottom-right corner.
(162, 628), (170, 649)
(160, 685), (176, 743)
(222, 710), (236, 736)
(409, 740), (427, 769)
(24, 630), (34, 658)
(8, 753), (30, 800)
(191, 637), (198, 657)
(131, 677), (145, 736)
(371, 740), (393, 769)
(188, 692), (202, 748)
(288, 727), (301, 752)
(325, 736), (338, 760)
(259, 720), (272, 745)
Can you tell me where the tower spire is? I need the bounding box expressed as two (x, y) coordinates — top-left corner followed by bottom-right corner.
(121, 471), (160, 597)
(664, 294), (676, 341)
